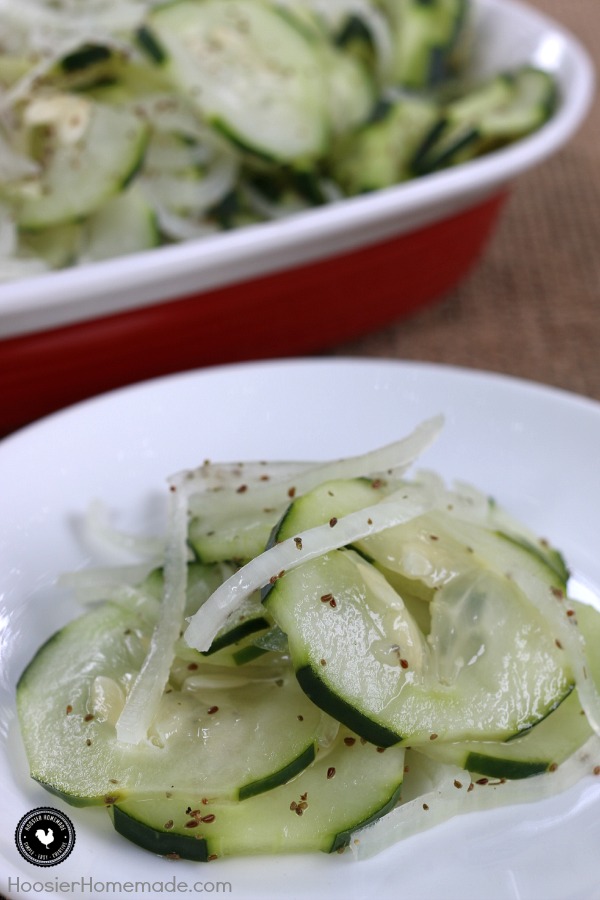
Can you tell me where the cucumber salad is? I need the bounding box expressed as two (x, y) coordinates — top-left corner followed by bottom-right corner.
(17, 417), (600, 862)
(0, 0), (557, 281)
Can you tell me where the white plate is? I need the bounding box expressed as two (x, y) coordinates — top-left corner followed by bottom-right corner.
(1, 359), (600, 900)
(0, 0), (594, 340)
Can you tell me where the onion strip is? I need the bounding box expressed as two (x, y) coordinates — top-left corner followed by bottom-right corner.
(115, 475), (189, 745)
(186, 414), (444, 519)
(352, 735), (600, 858)
(184, 489), (433, 652)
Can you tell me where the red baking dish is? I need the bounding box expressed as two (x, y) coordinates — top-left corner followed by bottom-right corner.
(0, 0), (593, 436)
(0, 191), (507, 434)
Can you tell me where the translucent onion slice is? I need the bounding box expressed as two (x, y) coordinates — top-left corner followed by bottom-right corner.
(352, 736), (600, 859)
(185, 460), (314, 497)
(350, 751), (472, 859)
(58, 563), (158, 603)
(0, 256), (50, 282)
(241, 181), (312, 221)
(186, 414), (443, 520)
(144, 204), (219, 242)
(79, 498), (165, 562)
(115, 475), (189, 745)
(515, 574), (600, 736)
(139, 151), (238, 217)
(184, 488), (433, 652)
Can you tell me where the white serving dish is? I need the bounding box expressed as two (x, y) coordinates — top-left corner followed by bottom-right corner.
(1, 359), (600, 899)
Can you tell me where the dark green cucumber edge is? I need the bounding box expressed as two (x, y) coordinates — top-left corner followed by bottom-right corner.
(465, 752), (548, 781)
(110, 777), (403, 860)
(496, 530), (570, 586)
(231, 644), (270, 666)
(111, 805), (209, 861)
(504, 687), (573, 743)
(329, 781), (403, 853)
(239, 741), (316, 801)
(136, 26), (167, 64)
(31, 777), (111, 809)
(202, 616), (271, 656)
(61, 43), (114, 73)
(296, 665), (401, 748)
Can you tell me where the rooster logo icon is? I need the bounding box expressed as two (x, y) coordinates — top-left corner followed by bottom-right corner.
(35, 827), (55, 848)
(16, 807), (75, 866)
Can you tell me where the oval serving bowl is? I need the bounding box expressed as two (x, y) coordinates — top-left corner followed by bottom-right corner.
(0, 0), (594, 435)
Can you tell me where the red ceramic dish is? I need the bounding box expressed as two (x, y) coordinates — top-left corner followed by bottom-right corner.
(0, 0), (594, 437)
(0, 194), (507, 435)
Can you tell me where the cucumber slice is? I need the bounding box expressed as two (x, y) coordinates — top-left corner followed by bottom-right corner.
(334, 13), (378, 69)
(485, 496), (570, 586)
(175, 623), (278, 668)
(146, 0), (329, 162)
(110, 726), (405, 859)
(384, 0), (468, 88)
(264, 480), (572, 747)
(419, 688), (590, 780)
(201, 593), (271, 656)
(476, 66), (557, 140)
(412, 73), (513, 172)
(141, 561), (274, 663)
(359, 511), (568, 608)
(267, 548), (571, 747)
(20, 221), (82, 269)
(318, 43), (376, 135)
(15, 96), (149, 229)
(60, 43), (114, 74)
(80, 185), (159, 262)
(188, 504), (282, 565)
(330, 95), (439, 194)
(55, 43), (123, 92)
(419, 600), (600, 779)
(414, 66), (557, 173)
(17, 602), (329, 805)
(273, 476), (392, 539)
(140, 560), (236, 617)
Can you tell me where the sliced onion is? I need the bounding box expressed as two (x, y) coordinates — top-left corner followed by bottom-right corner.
(187, 414), (443, 520)
(511, 570), (600, 736)
(184, 460), (315, 499)
(352, 736), (600, 859)
(184, 488), (434, 652)
(350, 752), (471, 859)
(79, 498), (165, 563)
(146, 203), (220, 242)
(58, 563), (159, 603)
(242, 182), (312, 221)
(115, 474), (190, 744)
(0, 256), (49, 282)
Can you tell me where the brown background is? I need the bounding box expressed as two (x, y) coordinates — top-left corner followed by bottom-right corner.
(331, 0), (600, 403)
